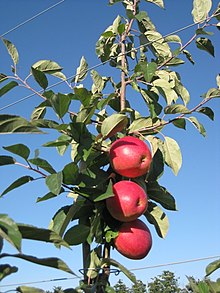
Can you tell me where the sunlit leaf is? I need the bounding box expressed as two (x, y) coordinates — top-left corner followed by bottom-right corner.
(16, 286), (45, 293)
(1, 176), (34, 197)
(72, 56), (88, 84)
(144, 0), (164, 9)
(182, 49), (195, 65)
(101, 114), (128, 139)
(0, 214), (22, 251)
(45, 172), (63, 195)
(3, 144), (30, 160)
(32, 60), (63, 73)
(135, 61), (157, 83)
(144, 202), (169, 238)
(192, 0), (212, 23)
(206, 259), (220, 276)
(2, 39), (19, 65)
(164, 104), (190, 114)
(163, 136), (182, 175)
(188, 116), (206, 137)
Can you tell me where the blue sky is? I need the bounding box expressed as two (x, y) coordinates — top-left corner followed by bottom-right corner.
(0, 0), (220, 291)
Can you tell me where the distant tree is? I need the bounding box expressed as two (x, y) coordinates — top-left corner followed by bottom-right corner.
(131, 279), (147, 292)
(147, 270), (188, 293)
(113, 279), (130, 292)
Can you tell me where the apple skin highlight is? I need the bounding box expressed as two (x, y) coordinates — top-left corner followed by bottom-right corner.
(109, 136), (152, 178)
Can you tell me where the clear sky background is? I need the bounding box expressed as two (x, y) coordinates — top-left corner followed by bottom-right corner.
(0, 0), (220, 291)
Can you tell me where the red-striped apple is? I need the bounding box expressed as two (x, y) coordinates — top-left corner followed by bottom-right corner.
(114, 219), (152, 260)
(106, 180), (148, 222)
(109, 136), (152, 178)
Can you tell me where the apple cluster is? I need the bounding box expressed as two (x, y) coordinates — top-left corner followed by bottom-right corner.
(106, 136), (153, 260)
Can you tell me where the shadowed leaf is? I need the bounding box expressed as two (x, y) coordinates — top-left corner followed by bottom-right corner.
(2, 38), (19, 64)
(1, 176), (34, 197)
(3, 144), (30, 160)
(0, 253), (76, 275)
(0, 214), (22, 251)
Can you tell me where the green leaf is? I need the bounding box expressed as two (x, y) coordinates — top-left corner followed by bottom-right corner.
(18, 224), (70, 248)
(101, 114), (128, 139)
(3, 144), (30, 160)
(182, 49), (195, 65)
(163, 136), (182, 175)
(91, 70), (107, 93)
(192, 0), (212, 23)
(0, 73), (8, 83)
(188, 116), (206, 137)
(0, 155), (16, 166)
(32, 60), (63, 73)
(72, 56), (88, 84)
(164, 35), (182, 44)
(28, 158), (56, 174)
(2, 38), (19, 65)
(0, 114), (43, 134)
(16, 286), (45, 293)
(1, 176), (34, 197)
(144, 202), (169, 238)
(196, 28), (213, 35)
(147, 181), (177, 210)
(101, 258), (137, 283)
(62, 162), (79, 185)
(0, 253), (76, 275)
(197, 107), (214, 120)
(0, 264), (18, 281)
(196, 37), (215, 57)
(31, 106), (46, 120)
(153, 78), (178, 105)
(49, 93), (71, 119)
(216, 74), (220, 89)
(172, 118), (186, 130)
(94, 181), (113, 202)
(45, 172), (63, 195)
(135, 61), (157, 83)
(0, 214), (22, 251)
(31, 67), (48, 89)
(128, 117), (154, 133)
(145, 31), (171, 58)
(148, 149), (164, 181)
(144, 0), (164, 9)
(164, 104), (190, 114)
(36, 192), (58, 202)
(64, 224), (90, 245)
(0, 81), (18, 97)
(206, 259), (220, 276)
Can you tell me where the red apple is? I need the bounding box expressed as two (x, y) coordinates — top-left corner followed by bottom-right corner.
(114, 219), (152, 260)
(109, 136), (152, 178)
(106, 180), (148, 222)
